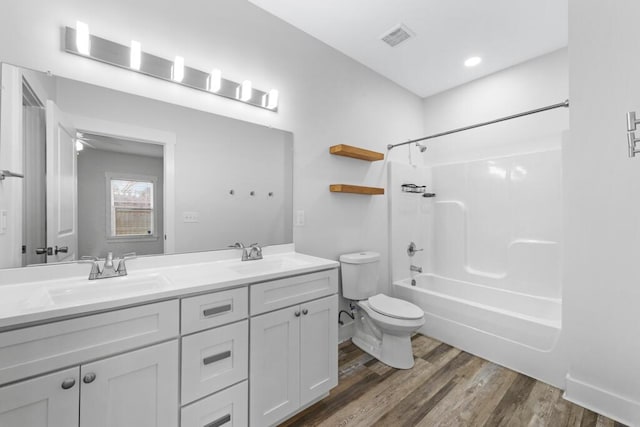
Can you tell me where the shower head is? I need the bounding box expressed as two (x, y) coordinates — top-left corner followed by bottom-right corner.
(416, 142), (427, 152)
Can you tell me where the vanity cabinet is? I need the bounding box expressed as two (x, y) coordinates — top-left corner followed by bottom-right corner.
(0, 367), (79, 426)
(180, 286), (250, 427)
(250, 293), (338, 426)
(79, 340), (178, 427)
(0, 300), (179, 427)
(0, 340), (178, 427)
(0, 254), (340, 427)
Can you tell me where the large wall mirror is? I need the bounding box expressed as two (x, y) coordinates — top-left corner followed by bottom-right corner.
(0, 63), (293, 269)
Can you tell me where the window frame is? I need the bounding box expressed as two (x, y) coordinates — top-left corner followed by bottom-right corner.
(105, 172), (159, 242)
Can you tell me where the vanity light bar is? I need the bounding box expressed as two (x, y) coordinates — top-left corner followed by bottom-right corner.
(63, 25), (279, 111)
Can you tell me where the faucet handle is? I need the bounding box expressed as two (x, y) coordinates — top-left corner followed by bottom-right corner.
(116, 252), (137, 275)
(249, 243), (263, 259)
(228, 242), (245, 249)
(79, 256), (102, 279)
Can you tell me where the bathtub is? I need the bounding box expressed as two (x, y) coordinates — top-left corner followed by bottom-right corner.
(394, 273), (566, 387)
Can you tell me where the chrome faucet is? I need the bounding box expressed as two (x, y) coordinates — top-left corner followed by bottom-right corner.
(102, 252), (117, 276)
(228, 242), (263, 261)
(410, 264), (423, 273)
(81, 252), (137, 280)
(247, 243), (263, 261)
(229, 242), (250, 261)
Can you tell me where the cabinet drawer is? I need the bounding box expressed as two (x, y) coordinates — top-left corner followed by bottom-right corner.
(250, 269), (338, 315)
(181, 287), (248, 335)
(181, 320), (248, 405)
(0, 300), (178, 386)
(181, 380), (248, 427)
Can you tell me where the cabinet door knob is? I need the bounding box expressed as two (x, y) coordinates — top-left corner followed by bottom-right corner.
(294, 310), (301, 317)
(83, 373), (96, 384)
(61, 378), (76, 389)
(302, 308), (309, 315)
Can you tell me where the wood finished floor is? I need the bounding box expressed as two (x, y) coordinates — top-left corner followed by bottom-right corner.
(280, 335), (626, 427)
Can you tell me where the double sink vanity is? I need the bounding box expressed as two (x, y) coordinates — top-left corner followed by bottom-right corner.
(0, 244), (339, 427)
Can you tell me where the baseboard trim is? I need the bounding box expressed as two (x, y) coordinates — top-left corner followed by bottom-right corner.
(564, 374), (639, 426)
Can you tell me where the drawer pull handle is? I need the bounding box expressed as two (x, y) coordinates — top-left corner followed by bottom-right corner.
(61, 378), (76, 389)
(83, 373), (96, 384)
(203, 304), (232, 317)
(203, 350), (232, 365)
(204, 414), (231, 427)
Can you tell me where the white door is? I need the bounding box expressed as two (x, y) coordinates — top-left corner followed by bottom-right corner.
(0, 63), (24, 268)
(79, 340), (178, 427)
(300, 294), (338, 406)
(45, 100), (77, 263)
(250, 306), (301, 427)
(0, 367), (80, 427)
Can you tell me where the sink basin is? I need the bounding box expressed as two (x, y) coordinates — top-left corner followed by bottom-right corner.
(47, 274), (172, 305)
(227, 256), (311, 275)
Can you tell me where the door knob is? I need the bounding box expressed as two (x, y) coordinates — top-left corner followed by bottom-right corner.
(55, 246), (69, 254)
(61, 378), (76, 389)
(302, 308), (309, 315)
(294, 310), (301, 317)
(35, 247), (52, 255)
(83, 373), (96, 384)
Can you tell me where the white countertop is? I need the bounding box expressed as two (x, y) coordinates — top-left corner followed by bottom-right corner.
(0, 245), (339, 330)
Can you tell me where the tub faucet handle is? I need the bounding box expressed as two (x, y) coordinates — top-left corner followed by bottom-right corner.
(407, 242), (424, 257)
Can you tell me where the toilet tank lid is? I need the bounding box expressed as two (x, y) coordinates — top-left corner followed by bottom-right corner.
(339, 251), (380, 264)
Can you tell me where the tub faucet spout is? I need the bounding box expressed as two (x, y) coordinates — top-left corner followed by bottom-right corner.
(410, 264), (423, 273)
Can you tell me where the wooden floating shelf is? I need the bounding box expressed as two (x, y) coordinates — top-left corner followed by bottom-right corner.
(329, 144), (384, 162)
(330, 184), (385, 195)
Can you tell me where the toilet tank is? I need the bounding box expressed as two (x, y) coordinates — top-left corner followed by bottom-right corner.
(339, 251), (380, 300)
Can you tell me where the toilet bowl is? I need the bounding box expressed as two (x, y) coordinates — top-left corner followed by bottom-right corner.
(351, 293), (425, 369)
(339, 251), (425, 369)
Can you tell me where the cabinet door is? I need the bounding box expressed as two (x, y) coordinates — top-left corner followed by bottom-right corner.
(250, 306), (301, 427)
(0, 367), (79, 427)
(80, 340), (178, 427)
(300, 294), (338, 405)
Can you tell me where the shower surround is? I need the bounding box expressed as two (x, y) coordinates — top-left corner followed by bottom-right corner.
(389, 147), (565, 387)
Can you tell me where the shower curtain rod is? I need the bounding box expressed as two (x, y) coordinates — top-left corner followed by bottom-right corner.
(387, 99), (570, 151)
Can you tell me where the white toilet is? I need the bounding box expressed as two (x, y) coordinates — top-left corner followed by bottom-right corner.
(340, 251), (425, 369)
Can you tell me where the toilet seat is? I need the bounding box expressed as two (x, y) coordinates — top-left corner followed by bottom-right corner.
(368, 293), (423, 320)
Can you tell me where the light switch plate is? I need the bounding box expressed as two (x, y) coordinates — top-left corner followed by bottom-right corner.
(183, 212), (199, 223)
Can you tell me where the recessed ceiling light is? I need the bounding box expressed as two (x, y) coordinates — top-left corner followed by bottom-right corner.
(464, 56), (482, 67)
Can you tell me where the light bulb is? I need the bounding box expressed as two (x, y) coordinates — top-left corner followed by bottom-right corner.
(130, 40), (141, 70)
(76, 21), (90, 55)
(267, 89), (279, 109)
(172, 56), (184, 82)
(209, 68), (221, 92)
(239, 80), (252, 101)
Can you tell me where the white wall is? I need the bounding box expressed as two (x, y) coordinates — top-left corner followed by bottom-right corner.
(0, 0), (423, 283)
(422, 48), (569, 166)
(564, 1), (640, 425)
(77, 148), (164, 258)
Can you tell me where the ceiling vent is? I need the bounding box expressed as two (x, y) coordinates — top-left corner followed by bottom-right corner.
(380, 24), (414, 47)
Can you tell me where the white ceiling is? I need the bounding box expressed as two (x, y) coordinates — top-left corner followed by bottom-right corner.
(248, 0), (568, 98)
